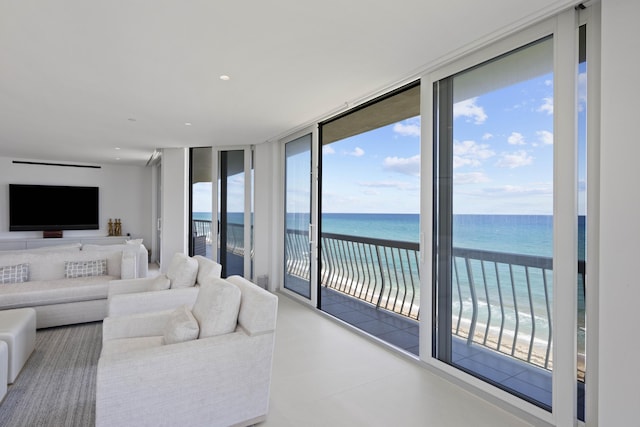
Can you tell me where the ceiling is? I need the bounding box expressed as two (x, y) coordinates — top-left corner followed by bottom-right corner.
(0, 0), (576, 166)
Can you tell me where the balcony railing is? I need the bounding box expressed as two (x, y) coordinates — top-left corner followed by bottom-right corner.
(193, 219), (245, 255)
(285, 228), (586, 378)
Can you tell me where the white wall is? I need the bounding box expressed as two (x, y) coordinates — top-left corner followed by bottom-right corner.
(159, 148), (188, 271)
(598, 0), (640, 424)
(253, 141), (276, 289)
(0, 156), (152, 245)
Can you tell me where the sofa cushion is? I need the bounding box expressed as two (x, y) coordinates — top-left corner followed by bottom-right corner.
(64, 259), (107, 278)
(194, 256), (222, 285)
(166, 253), (198, 289)
(0, 276), (116, 310)
(163, 305), (199, 345)
(0, 263), (30, 284)
(192, 278), (241, 338)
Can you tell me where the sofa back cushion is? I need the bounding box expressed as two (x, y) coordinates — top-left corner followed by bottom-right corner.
(194, 255), (222, 285)
(192, 277), (241, 338)
(166, 253), (198, 289)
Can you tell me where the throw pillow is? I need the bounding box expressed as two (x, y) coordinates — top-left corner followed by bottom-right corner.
(166, 253), (198, 289)
(192, 278), (241, 338)
(163, 305), (200, 345)
(0, 263), (30, 284)
(148, 275), (171, 291)
(64, 259), (107, 278)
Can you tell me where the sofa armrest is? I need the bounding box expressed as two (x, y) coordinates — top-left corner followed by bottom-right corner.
(119, 249), (137, 280)
(96, 331), (275, 427)
(102, 311), (172, 342)
(107, 287), (199, 317)
(108, 276), (170, 298)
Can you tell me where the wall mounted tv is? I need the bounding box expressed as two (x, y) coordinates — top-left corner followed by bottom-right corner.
(9, 184), (99, 231)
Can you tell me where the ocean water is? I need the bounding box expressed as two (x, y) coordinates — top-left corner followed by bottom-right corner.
(200, 211), (586, 260)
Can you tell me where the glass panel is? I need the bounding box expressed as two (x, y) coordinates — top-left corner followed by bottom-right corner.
(190, 147), (213, 258)
(577, 23), (587, 422)
(218, 150), (245, 277)
(284, 134), (312, 298)
(320, 83), (420, 355)
(435, 38), (554, 410)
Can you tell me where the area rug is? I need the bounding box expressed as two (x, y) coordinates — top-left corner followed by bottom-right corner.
(0, 322), (101, 427)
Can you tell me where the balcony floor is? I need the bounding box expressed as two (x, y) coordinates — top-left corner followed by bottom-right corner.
(301, 284), (584, 417)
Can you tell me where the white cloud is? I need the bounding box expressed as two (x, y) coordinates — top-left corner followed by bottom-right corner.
(536, 130), (553, 145)
(454, 97), (487, 124)
(496, 150), (533, 169)
(481, 184), (552, 197)
(382, 154), (420, 176)
(507, 132), (526, 145)
(345, 147), (364, 157)
(393, 118), (421, 137)
(358, 180), (416, 191)
(323, 145), (335, 155)
(545, 79), (553, 87)
(453, 140), (495, 169)
(538, 97), (553, 115)
(453, 172), (491, 185)
(482, 133), (493, 140)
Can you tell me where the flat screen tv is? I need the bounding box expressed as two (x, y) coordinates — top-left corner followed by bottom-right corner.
(9, 184), (99, 231)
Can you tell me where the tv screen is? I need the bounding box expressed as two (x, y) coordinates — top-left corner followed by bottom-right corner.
(9, 184), (99, 231)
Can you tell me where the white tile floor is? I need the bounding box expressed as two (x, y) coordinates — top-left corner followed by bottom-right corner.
(263, 294), (534, 427)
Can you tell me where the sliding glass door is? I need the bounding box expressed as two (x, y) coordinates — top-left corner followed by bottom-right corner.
(214, 147), (253, 279)
(434, 37), (555, 409)
(284, 134), (313, 298)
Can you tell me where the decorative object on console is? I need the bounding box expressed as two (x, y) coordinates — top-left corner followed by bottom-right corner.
(108, 219), (122, 236)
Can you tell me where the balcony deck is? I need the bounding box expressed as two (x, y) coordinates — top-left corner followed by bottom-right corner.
(316, 286), (586, 417)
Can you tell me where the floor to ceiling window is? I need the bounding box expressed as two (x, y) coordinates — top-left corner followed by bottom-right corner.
(284, 134), (313, 298)
(433, 37), (556, 410)
(319, 82), (421, 354)
(189, 147), (213, 259)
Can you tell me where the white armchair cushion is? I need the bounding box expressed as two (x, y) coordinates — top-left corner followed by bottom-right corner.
(192, 278), (241, 338)
(163, 305), (199, 345)
(166, 253), (198, 289)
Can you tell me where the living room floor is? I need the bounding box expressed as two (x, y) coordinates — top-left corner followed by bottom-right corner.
(266, 295), (534, 427)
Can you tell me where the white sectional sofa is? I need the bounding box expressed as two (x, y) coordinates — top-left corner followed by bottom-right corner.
(97, 274), (278, 427)
(0, 243), (147, 328)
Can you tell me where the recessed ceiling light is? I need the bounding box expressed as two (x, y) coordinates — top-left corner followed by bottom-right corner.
(219, 75), (230, 81)
(115, 147), (121, 150)
(185, 122), (192, 126)
(115, 157), (121, 160)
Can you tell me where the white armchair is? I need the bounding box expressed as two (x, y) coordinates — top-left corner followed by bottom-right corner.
(96, 275), (278, 427)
